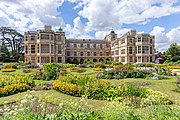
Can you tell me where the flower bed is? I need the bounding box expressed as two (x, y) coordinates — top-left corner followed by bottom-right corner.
(167, 66), (180, 69)
(71, 67), (86, 73)
(1, 68), (16, 72)
(93, 68), (103, 71)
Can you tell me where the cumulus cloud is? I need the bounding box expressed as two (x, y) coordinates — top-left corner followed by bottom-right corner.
(68, 0), (180, 31)
(150, 26), (180, 52)
(64, 17), (93, 39)
(0, 0), (65, 33)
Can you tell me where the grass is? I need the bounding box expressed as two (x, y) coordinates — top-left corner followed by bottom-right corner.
(107, 76), (180, 105)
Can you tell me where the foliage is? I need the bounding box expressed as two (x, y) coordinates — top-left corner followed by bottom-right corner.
(1, 91), (100, 120)
(58, 75), (93, 86)
(3, 63), (18, 69)
(94, 62), (106, 68)
(98, 69), (152, 79)
(84, 80), (121, 100)
(52, 81), (82, 96)
(0, 27), (24, 62)
(134, 63), (155, 67)
(0, 84), (31, 97)
(165, 43), (180, 63)
(0, 74), (35, 88)
(1, 68), (16, 72)
(43, 63), (59, 80)
(141, 88), (173, 106)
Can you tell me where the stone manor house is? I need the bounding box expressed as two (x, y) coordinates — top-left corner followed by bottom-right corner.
(24, 26), (155, 65)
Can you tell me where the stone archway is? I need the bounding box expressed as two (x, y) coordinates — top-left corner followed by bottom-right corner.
(66, 58), (71, 63)
(72, 58), (78, 64)
(93, 58), (97, 62)
(99, 58), (104, 62)
(80, 58), (84, 64)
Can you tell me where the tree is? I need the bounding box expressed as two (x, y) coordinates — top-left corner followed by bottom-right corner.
(165, 43), (180, 62)
(0, 27), (24, 62)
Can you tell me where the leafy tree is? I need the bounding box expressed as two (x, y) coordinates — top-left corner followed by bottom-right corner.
(165, 43), (180, 62)
(0, 27), (24, 62)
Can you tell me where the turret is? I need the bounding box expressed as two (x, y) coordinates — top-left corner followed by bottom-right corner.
(105, 30), (117, 42)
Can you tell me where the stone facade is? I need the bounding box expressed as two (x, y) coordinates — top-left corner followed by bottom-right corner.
(24, 26), (155, 65)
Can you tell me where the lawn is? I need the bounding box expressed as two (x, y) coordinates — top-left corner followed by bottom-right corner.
(107, 76), (180, 104)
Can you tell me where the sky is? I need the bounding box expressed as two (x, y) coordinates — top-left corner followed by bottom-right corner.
(0, 0), (180, 52)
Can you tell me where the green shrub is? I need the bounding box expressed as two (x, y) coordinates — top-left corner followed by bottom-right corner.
(58, 75), (93, 86)
(0, 84), (31, 97)
(3, 63), (18, 69)
(84, 80), (121, 100)
(0, 74), (35, 88)
(43, 63), (59, 80)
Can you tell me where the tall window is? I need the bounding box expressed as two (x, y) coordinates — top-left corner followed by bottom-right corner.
(94, 44), (96, 49)
(121, 39), (125, 44)
(31, 56), (35, 63)
(121, 49), (125, 54)
(87, 44), (90, 48)
(41, 57), (50, 63)
(129, 47), (132, 54)
(41, 34), (49, 40)
(94, 52), (96, 56)
(150, 47), (152, 54)
(100, 52), (103, 56)
(51, 57), (54, 63)
(58, 57), (62, 63)
(87, 52), (90, 56)
(142, 46), (149, 54)
(51, 35), (53, 40)
(74, 52), (77, 56)
(37, 44), (39, 53)
(51, 45), (54, 54)
(67, 43), (70, 47)
(31, 45), (35, 53)
(106, 52), (109, 56)
(58, 46), (61, 54)
(67, 51), (70, 56)
(142, 38), (148, 42)
(137, 46), (141, 54)
(80, 43), (83, 48)
(150, 39), (153, 43)
(41, 44), (49, 53)
(129, 38), (132, 43)
(100, 44), (103, 49)
(80, 52), (83, 56)
(121, 57), (125, 62)
(31, 36), (35, 41)
(137, 57), (141, 62)
(25, 46), (28, 54)
(74, 44), (77, 48)
(137, 38), (141, 42)
(115, 50), (119, 55)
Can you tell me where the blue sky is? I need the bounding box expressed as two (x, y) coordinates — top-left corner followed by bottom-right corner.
(0, 0), (180, 51)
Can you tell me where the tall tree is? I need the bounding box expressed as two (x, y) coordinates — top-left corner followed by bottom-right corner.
(0, 27), (24, 62)
(165, 43), (180, 62)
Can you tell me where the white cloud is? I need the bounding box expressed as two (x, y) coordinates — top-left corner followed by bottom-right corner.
(150, 26), (180, 52)
(64, 17), (93, 39)
(0, 0), (65, 33)
(69, 0), (180, 31)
